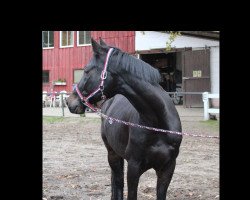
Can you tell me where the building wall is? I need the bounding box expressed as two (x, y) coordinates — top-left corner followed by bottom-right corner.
(43, 31), (135, 92)
(210, 46), (220, 107)
(135, 31), (219, 50)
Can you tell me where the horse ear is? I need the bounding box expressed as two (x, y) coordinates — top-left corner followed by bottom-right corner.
(99, 37), (108, 47)
(91, 38), (106, 54)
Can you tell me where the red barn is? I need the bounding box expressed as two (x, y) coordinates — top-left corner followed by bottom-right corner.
(42, 31), (135, 93)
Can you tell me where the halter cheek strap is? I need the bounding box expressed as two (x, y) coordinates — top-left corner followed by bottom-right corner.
(75, 48), (114, 112)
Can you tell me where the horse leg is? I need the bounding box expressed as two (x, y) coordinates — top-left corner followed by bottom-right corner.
(156, 159), (176, 200)
(127, 160), (142, 200)
(108, 150), (124, 200)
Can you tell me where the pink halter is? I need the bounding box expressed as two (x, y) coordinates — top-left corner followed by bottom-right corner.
(75, 48), (114, 112)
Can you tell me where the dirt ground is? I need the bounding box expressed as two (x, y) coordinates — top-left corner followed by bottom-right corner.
(43, 111), (219, 200)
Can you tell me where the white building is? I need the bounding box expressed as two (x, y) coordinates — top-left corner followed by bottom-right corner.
(135, 31), (219, 107)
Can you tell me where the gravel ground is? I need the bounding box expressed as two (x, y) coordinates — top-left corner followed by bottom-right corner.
(43, 106), (219, 200)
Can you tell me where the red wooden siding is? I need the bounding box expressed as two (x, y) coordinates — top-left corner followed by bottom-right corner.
(43, 31), (135, 92)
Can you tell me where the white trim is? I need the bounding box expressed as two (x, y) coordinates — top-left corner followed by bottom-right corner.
(77, 31), (91, 47)
(77, 43), (92, 47)
(60, 31), (74, 48)
(60, 46), (74, 49)
(54, 82), (67, 85)
(43, 47), (54, 50)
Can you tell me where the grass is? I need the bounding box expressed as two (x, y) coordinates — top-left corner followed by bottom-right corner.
(43, 116), (101, 124)
(199, 119), (219, 130)
(43, 116), (65, 124)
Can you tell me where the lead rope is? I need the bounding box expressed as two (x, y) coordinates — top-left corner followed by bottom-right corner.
(93, 110), (219, 139)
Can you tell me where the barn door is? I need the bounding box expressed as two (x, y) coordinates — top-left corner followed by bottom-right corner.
(182, 49), (210, 107)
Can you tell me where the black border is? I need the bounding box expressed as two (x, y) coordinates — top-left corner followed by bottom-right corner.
(6, 18), (231, 199)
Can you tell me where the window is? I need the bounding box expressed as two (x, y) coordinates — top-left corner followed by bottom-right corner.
(60, 31), (74, 47)
(77, 31), (91, 46)
(74, 69), (84, 83)
(43, 71), (49, 83)
(42, 31), (54, 48)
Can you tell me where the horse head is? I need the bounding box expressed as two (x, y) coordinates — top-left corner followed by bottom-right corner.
(67, 38), (117, 114)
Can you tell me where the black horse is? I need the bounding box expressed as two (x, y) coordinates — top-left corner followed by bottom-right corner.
(66, 38), (182, 200)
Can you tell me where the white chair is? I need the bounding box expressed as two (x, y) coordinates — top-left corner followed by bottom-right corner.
(49, 91), (57, 107)
(42, 91), (48, 107)
(59, 90), (68, 107)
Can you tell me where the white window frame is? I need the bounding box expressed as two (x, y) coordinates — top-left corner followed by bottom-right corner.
(77, 31), (91, 47)
(42, 31), (54, 49)
(60, 31), (74, 48)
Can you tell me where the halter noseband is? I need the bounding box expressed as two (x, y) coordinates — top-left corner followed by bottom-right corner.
(75, 48), (114, 112)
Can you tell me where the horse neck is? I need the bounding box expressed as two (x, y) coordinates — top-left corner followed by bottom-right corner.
(117, 74), (169, 126)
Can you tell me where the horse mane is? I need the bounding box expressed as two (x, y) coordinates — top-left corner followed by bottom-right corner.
(111, 48), (161, 84)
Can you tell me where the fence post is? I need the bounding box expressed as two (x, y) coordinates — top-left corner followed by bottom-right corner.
(61, 93), (64, 117)
(202, 92), (209, 120)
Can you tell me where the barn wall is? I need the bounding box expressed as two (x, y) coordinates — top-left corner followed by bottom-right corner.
(43, 31), (135, 93)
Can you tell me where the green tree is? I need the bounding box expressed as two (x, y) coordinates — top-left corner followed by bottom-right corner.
(166, 31), (181, 51)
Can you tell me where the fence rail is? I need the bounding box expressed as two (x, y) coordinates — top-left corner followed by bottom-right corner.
(42, 92), (219, 120)
(202, 92), (220, 120)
